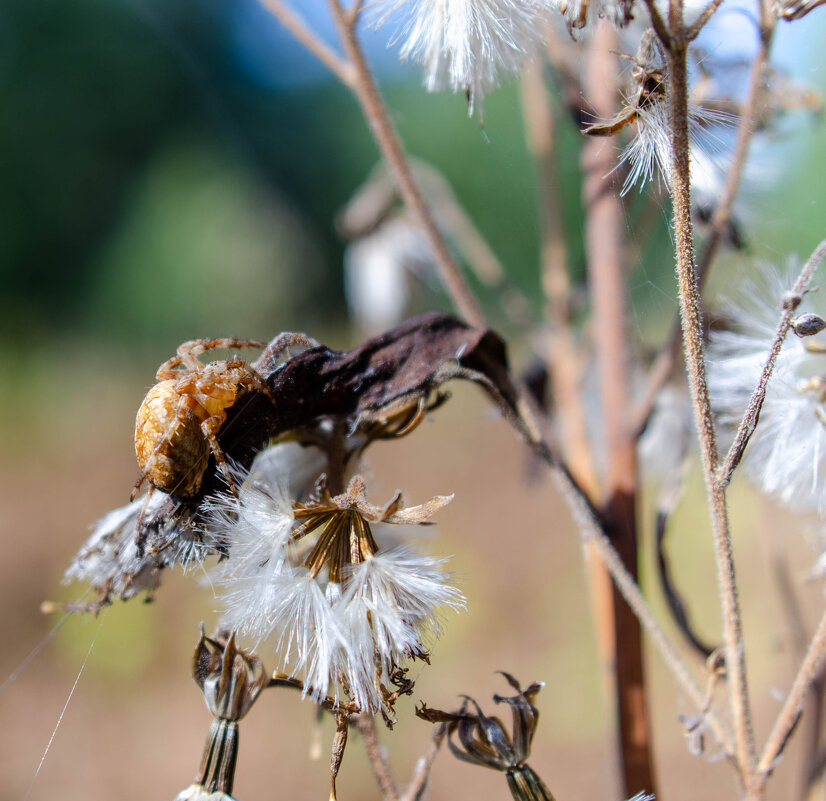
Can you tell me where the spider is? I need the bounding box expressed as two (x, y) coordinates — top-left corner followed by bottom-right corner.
(133, 338), (277, 499)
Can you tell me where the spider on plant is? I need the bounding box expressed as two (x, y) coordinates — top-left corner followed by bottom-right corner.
(132, 338), (277, 499)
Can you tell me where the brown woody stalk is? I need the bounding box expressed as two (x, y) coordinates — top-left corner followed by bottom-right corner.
(580, 23), (657, 798)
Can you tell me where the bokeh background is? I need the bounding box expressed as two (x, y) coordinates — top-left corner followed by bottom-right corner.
(2, 0), (826, 799)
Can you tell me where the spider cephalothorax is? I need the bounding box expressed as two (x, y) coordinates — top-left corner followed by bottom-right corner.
(133, 338), (276, 498)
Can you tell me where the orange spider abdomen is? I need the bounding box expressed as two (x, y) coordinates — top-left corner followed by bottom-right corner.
(135, 380), (211, 496)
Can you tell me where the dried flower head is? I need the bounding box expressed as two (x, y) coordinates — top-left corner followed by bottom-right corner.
(418, 673), (552, 800)
(176, 632), (268, 801)
(208, 462), (464, 717)
(379, 0), (554, 113)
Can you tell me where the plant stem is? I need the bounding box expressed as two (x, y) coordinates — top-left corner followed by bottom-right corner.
(354, 714), (400, 801)
(755, 606), (826, 792)
(631, 8), (776, 437)
(326, 0), (485, 327)
(581, 23), (657, 798)
(664, 20), (755, 780)
(257, 0), (354, 85)
(401, 723), (448, 801)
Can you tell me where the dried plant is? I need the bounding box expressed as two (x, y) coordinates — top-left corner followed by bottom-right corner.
(47, 0), (826, 800)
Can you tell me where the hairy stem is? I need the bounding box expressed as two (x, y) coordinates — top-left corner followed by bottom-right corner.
(632, 9), (776, 436)
(664, 23), (755, 780)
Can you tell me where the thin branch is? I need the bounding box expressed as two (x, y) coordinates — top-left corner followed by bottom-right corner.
(325, 0), (486, 327)
(400, 723), (448, 801)
(348, 0), (366, 24)
(354, 714), (400, 801)
(765, 526), (826, 801)
(717, 238), (826, 487)
(641, 0), (673, 48)
(527, 438), (737, 759)
(256, 0), (354, 86)
(664, 27), (756, 779)
(686, 0), (728, 40)
(756, 607), (826, 789)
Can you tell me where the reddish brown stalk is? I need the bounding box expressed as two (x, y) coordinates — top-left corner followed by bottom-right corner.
(581, 24), (657, 798)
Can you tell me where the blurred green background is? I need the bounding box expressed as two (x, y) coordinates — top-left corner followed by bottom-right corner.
(2, 0), (826, 799)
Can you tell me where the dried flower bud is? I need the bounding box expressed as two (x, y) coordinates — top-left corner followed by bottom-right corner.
(417, 673), (554, 801)
(193, 628), (267, 722)
(178, 631), (268, 801)
(791, 313), (826, 338)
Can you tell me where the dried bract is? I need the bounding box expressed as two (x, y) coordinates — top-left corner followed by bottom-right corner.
(192, 628), (268, 722)
(417, 673), (554, 801)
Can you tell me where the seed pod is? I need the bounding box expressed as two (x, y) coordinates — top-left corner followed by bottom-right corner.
(791, 313), (826, 337)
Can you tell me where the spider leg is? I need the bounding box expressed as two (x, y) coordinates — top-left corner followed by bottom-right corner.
(156, 339), (265, 379)
(131, 471), (148, 501)
(223, 360), (279, 409)
(201, 414), (239, 496)
(185, 338), (266, 362)
(256, 332), (320, 375)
